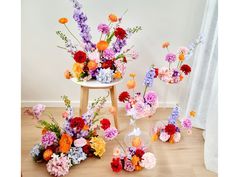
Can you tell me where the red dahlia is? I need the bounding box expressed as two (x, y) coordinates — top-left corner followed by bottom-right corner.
(74, 50), (87, 63)
(102, 60), (113, 69)
(154, 68), (159, 78)
(119, 91), (130, 102)
(100, 118), (111, 130)
(82, 144), (91, 155)
(180, 64), (191, 75)
(165, 124), (176, 136)
(70, 117), (85, 130)
(114, 27), (127, 40)
(135, 148), (145, 158)
(111, 158), (123, 172)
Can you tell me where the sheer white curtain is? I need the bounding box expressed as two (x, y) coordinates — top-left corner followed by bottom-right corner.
(180, 0), (218, 173)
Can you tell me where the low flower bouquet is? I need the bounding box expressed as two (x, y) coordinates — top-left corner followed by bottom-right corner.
(26, 94), (118, 177)
(158, 35), (203, 84)
(151, 105), (196, 143)
(57, 0), (141, 83)
(111, 145), (156, 172)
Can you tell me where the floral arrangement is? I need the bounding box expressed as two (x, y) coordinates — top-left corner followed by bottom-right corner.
(151, 105), (196, 143)
(119, 65), (159, 120)
(26, 94), (118, 177)
(57, 0), (141, 83)
(110, 145), (156, 172)
(158, 35), (203, 84)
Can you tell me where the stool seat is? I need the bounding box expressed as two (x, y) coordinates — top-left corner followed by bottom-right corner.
(71, 78), (121, 130)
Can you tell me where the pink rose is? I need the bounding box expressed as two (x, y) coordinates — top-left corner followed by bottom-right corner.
(74, 137), (87, 147)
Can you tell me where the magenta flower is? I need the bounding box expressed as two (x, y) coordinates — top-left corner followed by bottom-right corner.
(97, 23), (110, 34)
(103, 48), (115, 59)
(144, 91), (158, 105)
(181, 118), (192, 129)
(41, 131), (58, 148)
(32, 104), (45, 119)
(104, 127), (118, 141)
(165, 53), (176, 63)
(124, 159), (135, 172)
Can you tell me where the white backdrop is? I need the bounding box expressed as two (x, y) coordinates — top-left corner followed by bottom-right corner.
(21, 0), (206, 107)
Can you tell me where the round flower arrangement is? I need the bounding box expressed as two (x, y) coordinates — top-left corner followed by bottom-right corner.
(26, 95), (118, 177)
(157, 35), (203, 84)
(56, 0), (142, 83)
(151, 105), (196, 143)
(110, 146), (156, 172)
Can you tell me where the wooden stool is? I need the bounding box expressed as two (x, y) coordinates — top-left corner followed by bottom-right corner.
(71, 78), (122, 130)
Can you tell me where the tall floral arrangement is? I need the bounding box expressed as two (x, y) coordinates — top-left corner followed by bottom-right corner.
(151, 105), (196, 143)
(57, 0), (141, 83)
(26, 94), (118, 177)
(158, 35), (204, 84)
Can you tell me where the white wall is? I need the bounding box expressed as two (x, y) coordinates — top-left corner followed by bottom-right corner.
(21, 0), (206, 107)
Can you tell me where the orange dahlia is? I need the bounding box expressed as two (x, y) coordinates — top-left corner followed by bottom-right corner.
(96, 40), (108, 51)
(43, 149), (53, 161)
(59, 133), (73, 153)
(58, 18), (68, 24)
(108, 14), (118, 22)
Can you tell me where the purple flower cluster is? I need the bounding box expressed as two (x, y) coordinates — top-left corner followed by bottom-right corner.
(104, 127), (118, 141)
(103, 48), (115, 59)
(144, 68), (155, 87)
(168, 106), (180, 125)
(181, 118), (192, 129)
(71, 0), (95, 51)
(124, 159), (135, 172)
(41, 131), (58, 148)
(165, 53), (176, 63)
(97, 23), (110, 34)
(112, 39), (127, 53)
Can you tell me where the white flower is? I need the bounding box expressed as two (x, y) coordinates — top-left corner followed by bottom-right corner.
(140, 152), (156, 169)
(74, 137), (87, 147)
(173, 132), (181, 143)
(159, 132), (170, 142)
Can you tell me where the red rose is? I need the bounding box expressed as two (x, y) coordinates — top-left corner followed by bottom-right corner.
(135, 148), (145, 158)
(123, 56), (127, 63)
(70, 117), (85, 130)
(111, 158), (123, 172)
(154, 68), (159, 78)
(114, 27), (127, 40)
(100, 118), (111, 130)
(180, 64), (191, 75)
(74, 51), (87, 63)
(165, 124), (176, 136)
(119, 91), (130, 102)
(102, 60), (113, 69)
(82, 144), (91, 155)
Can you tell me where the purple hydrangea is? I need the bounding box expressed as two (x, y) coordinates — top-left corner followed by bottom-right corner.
(165, 53), (176, 63)
(112, 38), (127, 53)
(71, 0), (96, 51)
(103, 48), (115, 59)
(144, 68), (155, 87)
(97, 23), (110, 34)
(41, 131), (58, 148)
(104, 127), (118, 141)
(172, 69), (180, 77)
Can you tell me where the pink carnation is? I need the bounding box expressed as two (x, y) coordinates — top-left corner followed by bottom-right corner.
(144, 91), (158, 105)
(181, 118), (192, 129)
(104, 127), (118, 141)
(32, 104), (45, 119)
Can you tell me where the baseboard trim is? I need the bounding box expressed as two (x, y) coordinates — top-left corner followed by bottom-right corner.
(21, 100), (177, 108)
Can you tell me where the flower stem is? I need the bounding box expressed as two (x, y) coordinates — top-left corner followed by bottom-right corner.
(64, 24), (84, 48)
(114, 138), (126, 153)
(143, 85), (148, 98)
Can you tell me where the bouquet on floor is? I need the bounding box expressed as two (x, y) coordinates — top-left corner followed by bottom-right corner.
(118, 65), (159, 120)
(57, 0), (141, 83)
(158, 35), (203, 84)
(110, 145), (156, 172)
(26, 94), (118, 177)
(151, 105), (196, 143)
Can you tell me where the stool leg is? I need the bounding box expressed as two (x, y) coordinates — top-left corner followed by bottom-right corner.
(110, 86), (119, 130)
(80, 86), (89, 115)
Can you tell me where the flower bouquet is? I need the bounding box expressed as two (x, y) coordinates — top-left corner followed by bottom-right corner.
(158, 35), (204, 84)
(151, 105), (196, 143)
(57, 0), (141, 83)
(26, 94), (118, 177)
(118, 66), (159, 147)
(111, 145), (156, 172)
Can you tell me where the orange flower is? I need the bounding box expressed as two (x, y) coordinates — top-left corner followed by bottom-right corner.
(169, 135), (175, 144)
(132, 137), (142, 148)
(59, 133), (73, 153)
(83, 124), (89, 131)
(87, 60), (98, 71)
(114, 71), (122, 79)
(180, 74), (184, 81)
(42, 128), (48, 135)
(162, 42), (170, 48)
(127, 80), (136, 89)
(151, 134), (158, 142)
(131, 155), (140, 166)
(73, 63), (84, 78)
(64, 69), (72, 79)
(108, 14), (118, 22)
(179, 53), (185, 61)
(58, 18), (68, 24)
(43, 149), (53, 161)
(135, 165), (142, 171)
(96, 40), (108, 51)
(190, 111), (196, 118)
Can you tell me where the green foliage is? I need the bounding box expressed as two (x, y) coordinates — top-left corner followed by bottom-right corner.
(106, 32), (115, 44)
(61, 95), (71, 108)
(56, 31), (68, 42)
(127, 26), (142, 34)
(38, 120), (61, 138)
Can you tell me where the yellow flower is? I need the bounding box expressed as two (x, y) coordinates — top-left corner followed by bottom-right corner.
(73, 63), (84, 78)
(179, 53), (185, 61)
(190, 111), (196, 118)
(131, 155), (140, 166)
(113, 71), (122, 79)
(129, 73), (136, 78)
(151, 134), (158, 142)
(90, 137), (106, 157)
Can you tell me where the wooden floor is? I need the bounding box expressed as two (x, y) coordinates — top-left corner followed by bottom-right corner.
(21, 107), (217, 177)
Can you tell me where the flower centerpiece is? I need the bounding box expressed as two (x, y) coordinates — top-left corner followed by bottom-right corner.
(118, 65), (159, 147)
(158, 35), (204, 84)
(151, 105), (196, 143)
(110, 145), (156, 172)
(57, 0), (141, 83)
(26, 94), (118, 177)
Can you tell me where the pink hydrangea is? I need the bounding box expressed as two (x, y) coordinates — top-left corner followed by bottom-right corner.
(181, 118), (192, 129)
(32, 104), (45, 119)
(104, 127), (118, 141)
(41, 131), (58, 148)
(144, 91), (158, 105)
(46, 154), (71, 177)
